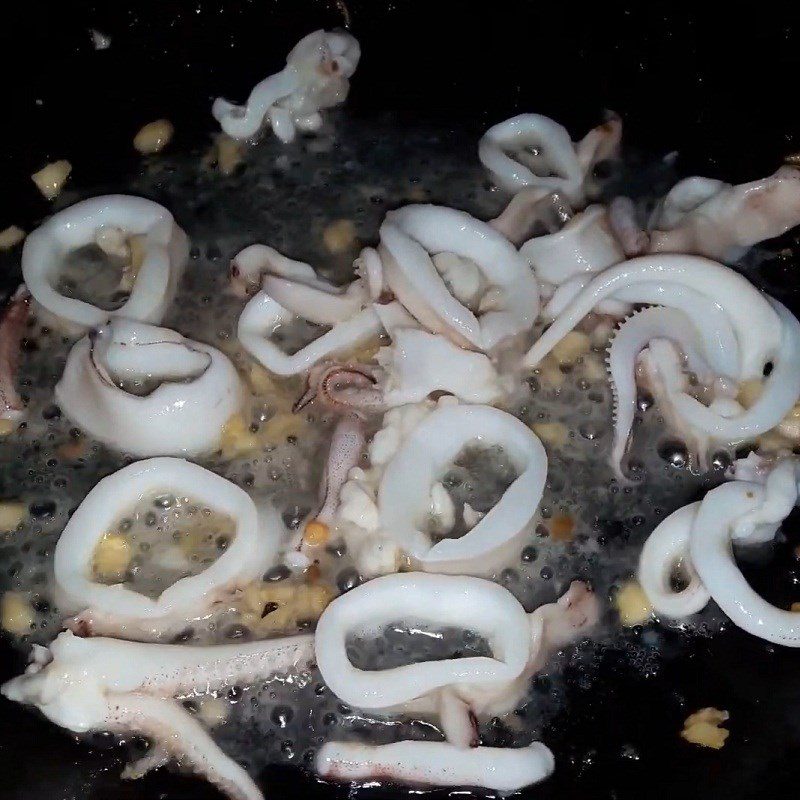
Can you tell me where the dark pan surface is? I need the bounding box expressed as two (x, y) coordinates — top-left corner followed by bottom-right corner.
(1, 3), (800, 799)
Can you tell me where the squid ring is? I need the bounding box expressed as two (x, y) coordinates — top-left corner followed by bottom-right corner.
(55, 320), (244, 457)
(54, 457), (281, 623)
(379, 205), (539, 351)
(315, 572), (531, 709)
(378, 404), (547, 569)
(22, 195), (188, 334)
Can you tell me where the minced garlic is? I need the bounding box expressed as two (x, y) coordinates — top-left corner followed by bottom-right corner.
(322, 219), (358, 255)
(0, 502), (27, 533)
(681, 707), (729, 749)
(615, 580), (653, 627)
(1, 591), (34, 635)
(220, 413), (260, 458)
(551, 331), (591, 366)
(531, 421), (568, 449)
(93, 533), (132, 581)
(133, 119), (174, 155)
(0, 226), (25, 250)
(31, 160), (72, 200)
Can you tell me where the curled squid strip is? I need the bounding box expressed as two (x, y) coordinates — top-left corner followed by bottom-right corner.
(649, 167), (800, 261)
(316, 740), (555, 792)
(524, 256), (800, 461)
(232, 242), (401, 377)
(478, 113), (621, 203)
(54, 457), (282, 638)
(2, 629), (315, 800)
(378, 404), (547, 571)
(21, 195), (188, 334)
(0, 286), (30, 422)
(229, 243), (367, 316)
(55, 319), (244, 457)
(524, 255), (778, 377)
(669, 299), (800, 442)
(638, 459), (800, 645)
(606, 306), (715, 478)
(237, 291), (382, 377)
(637, 502), (710, 617)
(379, 205), (539, 350)
(213, 30), (360, 143)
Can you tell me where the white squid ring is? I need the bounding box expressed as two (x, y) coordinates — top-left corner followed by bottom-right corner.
(22, 195), (188, 334)
(55, 320), (243, 457)
(379, 205), (539, 351)
(315, 572), (531, 709)
(54, 457), (281, 622)
(378, 404), (547, 569)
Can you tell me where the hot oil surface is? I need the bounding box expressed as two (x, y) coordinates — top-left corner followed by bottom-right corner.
(0, 115), (735, 782)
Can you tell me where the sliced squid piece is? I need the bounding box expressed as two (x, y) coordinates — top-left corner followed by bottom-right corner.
(378, 404), (546, 570)
(315, 573), (532, 710)
(237, 291), (382, 377)
(21, 195), (188, 334)
(649, 167), (800, 261)
(608, 196), (650, 256)
(669, 300), (800, 442)
(0, 287), (30, 422)
(479, 113), (620, 203)
(54, 458), (282, 636)
(213, 30), (360, 143)
(2, 629), (315, 800)
(378, 205), (539, 351)
(637, 502), (710, 617)
(523, 255), (781, 381)
(637, 459), (800, 645)
(521, 205), (624, 285)
(489, 188), (571, 246)
(607, 306), (715, 478)
(316, 740), (555, 792)
(314, 576), (596, 792)
(55, 320), (244, 457)
(378, 328), (504, 406)
(229, 243), (367, 319)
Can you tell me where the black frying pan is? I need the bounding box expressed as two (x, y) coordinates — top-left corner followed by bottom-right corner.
(1, 3), (800, 799)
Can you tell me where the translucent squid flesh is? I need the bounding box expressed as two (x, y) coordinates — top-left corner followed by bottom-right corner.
(213, 30), (360, 143)
(0, 286), (30, 421)
(377, 404), (547, 570)
(2, 629), (315, 800)
(478, 113), (620, 203)
(21, 194), (188, 334)
(314, 574), (597, 791)
(54, 457), (283, 638)
(378, 204), (539, 351)
(649, 167), (800, 261)
(55, 319), (244, 457)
